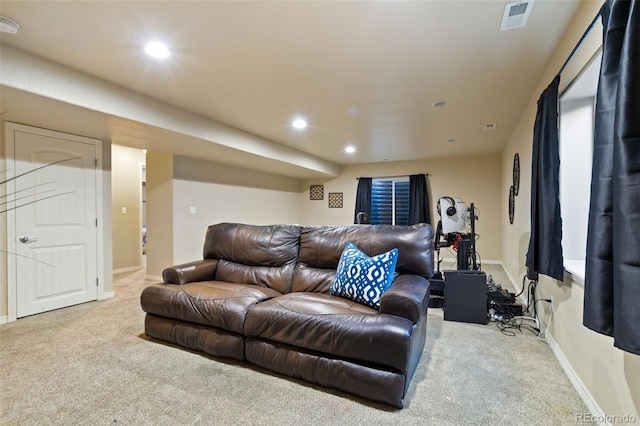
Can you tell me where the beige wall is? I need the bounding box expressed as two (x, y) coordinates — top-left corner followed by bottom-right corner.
(502, 0), (639, 418)
(100, 139), (114, 296)
(111, 145), (145, 271)
(1, 125), (7, 320)
(300, 153), (503, 261)
(171, 156), (302, 264)
(145, 152), (174, 278)
(157, 153), (502, 270)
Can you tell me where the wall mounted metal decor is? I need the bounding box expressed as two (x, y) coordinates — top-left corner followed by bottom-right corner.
(509, 185), (515, 224)
(513, 153), (520, 196)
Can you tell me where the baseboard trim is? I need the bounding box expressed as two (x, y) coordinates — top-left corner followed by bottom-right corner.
(113, 266), (141, 274)
(547, 333), (610, 425)
(497, 261), (608, 425)
(100, 291), (115, 300)
(0, 315), (8, 325)
(145, 274), (162, 282)
(497, 261), (528, 306)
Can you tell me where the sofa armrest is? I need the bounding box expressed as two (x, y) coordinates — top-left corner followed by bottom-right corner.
(379, 274), (430, 323)
(162, 259), (219, 285)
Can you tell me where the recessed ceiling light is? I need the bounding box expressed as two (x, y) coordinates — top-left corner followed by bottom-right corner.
(291, 118), (308, 130)
(432, 100), (450, 108)
(345, 146), (356, 154)
(145, 41), (170, 59)
(0, 16), (20, 34)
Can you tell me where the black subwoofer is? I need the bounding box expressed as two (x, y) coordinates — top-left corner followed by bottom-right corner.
(444, 270), (488, 325)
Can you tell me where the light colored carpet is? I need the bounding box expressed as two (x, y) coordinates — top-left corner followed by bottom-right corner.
(0, 264), (588, 425)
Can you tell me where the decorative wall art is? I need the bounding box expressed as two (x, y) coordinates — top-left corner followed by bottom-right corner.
(328, 192), (343, 208)
(509, 185), (515, 224)
(513, 153), (520, 196)
(509, 152), (519, 225)
(309, 185), (324, 200)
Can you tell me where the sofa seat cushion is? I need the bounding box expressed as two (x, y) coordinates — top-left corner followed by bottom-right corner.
(243, 293), (416, 372)
(140, 281), (281, 334)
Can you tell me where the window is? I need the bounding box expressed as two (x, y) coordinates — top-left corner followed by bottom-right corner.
(559, 50), (601, 281)
(371, 178), (409, 225)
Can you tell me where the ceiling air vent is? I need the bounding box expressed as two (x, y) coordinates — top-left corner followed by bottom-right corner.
(500, 0), (535, 31)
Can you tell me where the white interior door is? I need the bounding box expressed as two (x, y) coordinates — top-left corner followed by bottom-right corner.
(6, 124), (99, 318)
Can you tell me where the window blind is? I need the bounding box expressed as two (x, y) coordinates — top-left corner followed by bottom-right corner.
(371, 179), (409, 225)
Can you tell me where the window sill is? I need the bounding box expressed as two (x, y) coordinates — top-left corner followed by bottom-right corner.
(564, 259), (585, 287)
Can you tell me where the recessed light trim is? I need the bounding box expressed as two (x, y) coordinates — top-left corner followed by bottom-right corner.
(145, 41), (170, 59)
(0, 16), (20, 34)
(291, 118), (308, 130)
(432, 100), (450, 108)
(345, 146), (356, 154)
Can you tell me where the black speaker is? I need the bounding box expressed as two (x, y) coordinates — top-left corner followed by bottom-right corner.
(456, 238), (471, 270)
(444, 270), (488, 325)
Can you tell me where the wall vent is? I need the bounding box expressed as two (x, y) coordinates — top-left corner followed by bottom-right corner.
(500, 0), (535, 31)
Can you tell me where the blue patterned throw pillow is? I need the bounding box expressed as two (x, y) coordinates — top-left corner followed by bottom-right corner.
(330, 242), (399, 309)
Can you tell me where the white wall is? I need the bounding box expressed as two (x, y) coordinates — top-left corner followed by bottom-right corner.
(559, 97), (593, 262)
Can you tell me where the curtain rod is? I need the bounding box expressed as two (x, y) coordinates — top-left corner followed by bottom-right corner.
(356, 173), (430, 180)
(558, 10), (602, 76)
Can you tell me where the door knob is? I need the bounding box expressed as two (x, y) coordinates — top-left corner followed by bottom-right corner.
(19, 236), (38, 244)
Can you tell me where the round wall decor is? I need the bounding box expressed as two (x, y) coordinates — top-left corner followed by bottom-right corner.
(513, 153), (520, 196)
(509, 185), (515, 224)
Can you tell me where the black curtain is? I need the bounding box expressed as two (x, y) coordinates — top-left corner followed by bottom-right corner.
(354, 177), (372, 224)
(408, 174), (431, 225)
(584, 0), (640, 355)
(525, 75), (564, 282)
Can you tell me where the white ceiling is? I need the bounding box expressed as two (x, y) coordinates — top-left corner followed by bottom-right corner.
(0, 1), (582, 177)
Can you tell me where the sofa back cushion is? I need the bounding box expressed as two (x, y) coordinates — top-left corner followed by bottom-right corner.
(204, 223), (301, 294)
(292, 223), (433, 293)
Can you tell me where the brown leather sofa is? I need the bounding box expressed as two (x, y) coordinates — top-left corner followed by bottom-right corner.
(140, 222), (434, 407)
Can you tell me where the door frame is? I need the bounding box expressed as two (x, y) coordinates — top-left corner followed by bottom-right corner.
(4, 122), (105, 322)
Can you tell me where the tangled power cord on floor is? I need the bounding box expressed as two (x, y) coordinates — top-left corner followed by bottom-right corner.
(492, 275), (552, 341)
